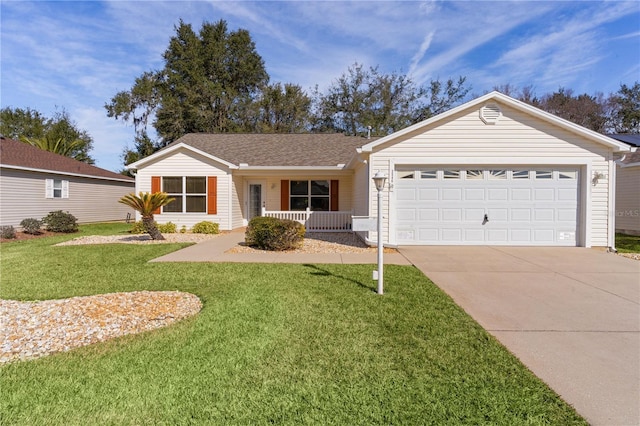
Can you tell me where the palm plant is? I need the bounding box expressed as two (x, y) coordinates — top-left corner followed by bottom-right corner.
(20, 135), (85, 158)
(119, 192), (175, 240)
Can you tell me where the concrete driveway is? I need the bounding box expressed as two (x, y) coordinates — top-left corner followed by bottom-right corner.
(398, 246), (639, 426)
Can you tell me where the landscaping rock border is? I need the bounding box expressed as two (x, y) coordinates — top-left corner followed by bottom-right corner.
(0, 291), (202, 364)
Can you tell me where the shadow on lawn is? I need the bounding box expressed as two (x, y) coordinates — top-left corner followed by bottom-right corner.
(302, 264), (377, 293)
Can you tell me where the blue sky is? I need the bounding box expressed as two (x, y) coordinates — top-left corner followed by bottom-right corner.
(2, 1), (639, 172)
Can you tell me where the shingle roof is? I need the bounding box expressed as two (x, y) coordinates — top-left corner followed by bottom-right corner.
(166, 133), (373, 167)
(608, 134), (640, 147)
(0, 137), (134, 182)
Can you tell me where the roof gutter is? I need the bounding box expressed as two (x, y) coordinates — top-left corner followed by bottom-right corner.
(237, 165), (347, 171)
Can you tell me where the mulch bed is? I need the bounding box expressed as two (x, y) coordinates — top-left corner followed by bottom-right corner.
(0, 230), (66, 243)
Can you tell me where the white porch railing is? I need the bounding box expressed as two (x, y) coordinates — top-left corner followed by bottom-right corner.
(262, 207), (353, 232)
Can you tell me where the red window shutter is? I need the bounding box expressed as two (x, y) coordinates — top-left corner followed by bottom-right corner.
(280, 180), (289, 211)
(330, 180), (339, 211)
(207, 176), (217, 215)
(151, 176), (161, 214)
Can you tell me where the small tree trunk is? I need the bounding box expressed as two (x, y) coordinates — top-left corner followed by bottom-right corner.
(142, 215), (165, 240)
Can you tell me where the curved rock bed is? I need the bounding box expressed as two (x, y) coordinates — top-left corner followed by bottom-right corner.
(56, 233), (220, 246)
(0, 291), (202, 364)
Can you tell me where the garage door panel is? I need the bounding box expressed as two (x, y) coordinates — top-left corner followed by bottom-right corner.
(442, 189), (462, 200)
(487, 208), (508, 221)
(557, 209), (577, 222)
(534, 209), (554, 221)
(441, 229), (462, 242)
(488, 188), (508, 200)
(395, 167), (579, 246)
(511, 209), (531, 221)
(465, 208), (485, 221)
(511, 188), (532, 201)
(397, 188), (416, 201)
(464, 229), (484, 241)
(418, 228), (438, 241)
(558, 188), (577, 201)
(442, 209), (462, 221)
(534, 229), (555, 243)
(534, 188), (554, 201)
(419, 209), (438, 221)
(487, 229), (508, 242)
(510, 229), (532, 242)
(396, 209), (416, 221)
(465, 188), (484, 200)
(419, 188), (438, 201)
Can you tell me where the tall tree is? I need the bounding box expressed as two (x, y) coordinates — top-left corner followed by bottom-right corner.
(0, 107), (95, 164)
(253, 82), (311, 133)
(106, 19), (269, 153)
(607, 82), (640, 133)
(311, 63), (469, 136)
(535, 88), (607, 133)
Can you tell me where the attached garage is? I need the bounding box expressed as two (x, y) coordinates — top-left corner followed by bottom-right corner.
(395, 167), (579, 245)
(356, 91), (631, 248)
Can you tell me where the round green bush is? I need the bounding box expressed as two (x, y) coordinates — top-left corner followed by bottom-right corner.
(157, 222), (177, 233)
(20, 218), (43, 235)
(42, 210), (78, 233)
(192, 221), (220, 234)
(1, 226), (16, 239)
(245, 216), (305, 251)
(129, 221), (146, 234)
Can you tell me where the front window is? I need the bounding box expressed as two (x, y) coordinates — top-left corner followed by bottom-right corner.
(53, 179), (63, 198)
(290, 180), (330, 211)
(163, 176), (207, 213)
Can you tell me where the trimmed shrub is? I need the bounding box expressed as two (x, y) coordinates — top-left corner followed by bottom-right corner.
(20, 218), (43, 235)
(42, 210), (78, 233)
(192, 221), (220, 235)
(157, 222), (177, 233)
(129, 221), (146, 234)
(1, 226), (16, 239)
(245, 216), (305, 251)
(180, 225), (187, 234)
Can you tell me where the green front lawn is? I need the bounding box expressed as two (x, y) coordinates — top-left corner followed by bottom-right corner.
(616, 233), (640, 253)
(0, 224), (585, 425)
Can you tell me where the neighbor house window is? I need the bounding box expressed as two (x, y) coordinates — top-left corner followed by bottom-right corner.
(45, 179), (68, 199)
(290, 180), (330, 211)
(163, 176), (207, 213)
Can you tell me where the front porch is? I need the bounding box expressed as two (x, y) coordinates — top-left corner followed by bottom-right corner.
(262, 207), (353, 232)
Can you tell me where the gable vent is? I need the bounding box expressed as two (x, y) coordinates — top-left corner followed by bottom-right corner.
(480, 103), (502, 124)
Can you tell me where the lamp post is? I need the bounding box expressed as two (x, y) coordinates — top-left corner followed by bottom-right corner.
(372, 171), (387, 295)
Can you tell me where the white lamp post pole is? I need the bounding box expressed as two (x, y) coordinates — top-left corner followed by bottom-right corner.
(372, 171), (387, 295)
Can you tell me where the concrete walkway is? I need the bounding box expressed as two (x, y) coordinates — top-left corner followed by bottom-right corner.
(399, 246), (640, 426)
(151, 231), (411, 265)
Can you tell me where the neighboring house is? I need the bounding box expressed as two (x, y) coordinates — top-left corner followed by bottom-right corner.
(128, 92), (630, 248)
(0, 137), (135, 227)
(614, 149), (640, 236)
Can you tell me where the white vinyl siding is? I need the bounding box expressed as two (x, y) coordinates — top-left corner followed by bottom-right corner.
(0, 169), (134, 227)
(615, 164), (640, 235)
(369, 101), (613, 247)
(135, 148), (232, 230)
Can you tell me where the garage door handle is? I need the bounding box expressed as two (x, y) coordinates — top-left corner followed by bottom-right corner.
(483, 214), (489, 224)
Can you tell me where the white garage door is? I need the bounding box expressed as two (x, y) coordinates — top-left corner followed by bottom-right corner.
(395, 167), (579, 246)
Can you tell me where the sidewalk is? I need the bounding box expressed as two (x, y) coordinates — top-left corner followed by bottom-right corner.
(150, 231), (411, 265)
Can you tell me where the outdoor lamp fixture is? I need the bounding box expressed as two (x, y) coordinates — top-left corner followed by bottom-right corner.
(372, 171), (387, 295)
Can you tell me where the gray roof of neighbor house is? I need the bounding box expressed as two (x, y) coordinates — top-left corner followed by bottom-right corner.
(164, 133), (374, 167)
(619, 149), (640, 165)
(608, 134), (640, 147)
(0, 137), (134, 182)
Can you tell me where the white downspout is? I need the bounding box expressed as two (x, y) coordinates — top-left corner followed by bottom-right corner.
(608, 155), (617, 252)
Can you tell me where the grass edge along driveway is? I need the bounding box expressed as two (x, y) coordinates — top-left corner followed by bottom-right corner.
(0, 224), (586, 425)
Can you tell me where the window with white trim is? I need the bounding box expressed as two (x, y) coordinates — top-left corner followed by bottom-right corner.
(290, 180), (330, 211)
(163, 176), (207, 213)
(45, 179), (69, 199)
